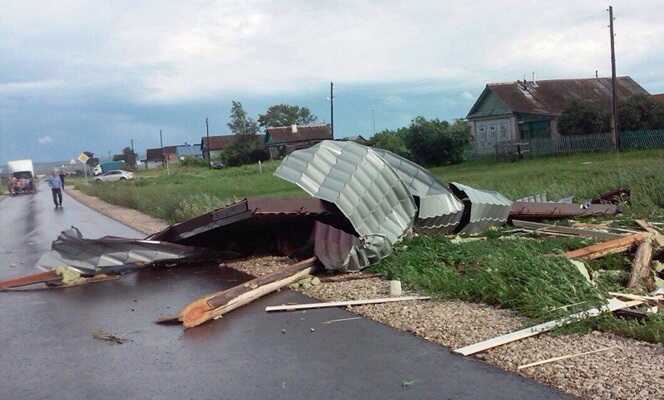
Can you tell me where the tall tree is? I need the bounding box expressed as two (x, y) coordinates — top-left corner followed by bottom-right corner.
(257, 104), (317, 128)
(617, 94), (664, 131)
(228, 101), (258, 135)
(558, 100), (609, 135)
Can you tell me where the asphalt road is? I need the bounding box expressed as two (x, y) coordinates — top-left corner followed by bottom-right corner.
(0, 187), (571, 400)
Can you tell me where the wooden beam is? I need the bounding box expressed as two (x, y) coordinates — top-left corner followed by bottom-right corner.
(627, 237), (656, 292)
(564, 233), (648, 260)
(454, 298), (642, 356)
(265, 296), (431, 312)
(180, 257), (317, 328)
(635, 219), (664, 248)
(0, 270), (61, 290)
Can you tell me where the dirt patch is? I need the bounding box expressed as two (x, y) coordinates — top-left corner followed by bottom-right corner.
(65, 186), (168, 235)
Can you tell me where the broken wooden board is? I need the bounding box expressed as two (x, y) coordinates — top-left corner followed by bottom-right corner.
(627, 237), (655, 292)
(179, 257), (318, 328)
(0, 270), (61, 290)
(265, 296), (431, 312)
(454, 298), (643, 356)
(512, 220), (623, 242)
(565, 233), (648, 260)
(634, 219), (664, 248)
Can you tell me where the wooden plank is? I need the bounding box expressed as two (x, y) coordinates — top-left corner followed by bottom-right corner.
(564, 233), (647, 260)
(265, 296), (431, 312)
(453, 298), (642, 356)
(0, 270), (60, 290)
(512, 220), (623, 241)
(627, 238), (655, 291)
(608, 291), (663, 302)
(517, 346), (617, 370)
(180, 257), (318, 328)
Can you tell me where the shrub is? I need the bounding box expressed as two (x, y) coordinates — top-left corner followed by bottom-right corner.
(369, 128), (411, 159)
(403, 117), (469, 166)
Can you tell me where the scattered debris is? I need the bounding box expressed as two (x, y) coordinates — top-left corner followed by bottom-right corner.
(627, 237), (656, 292)
(512, 219), (623, 241)
(517, 346), (618, 370)
(92, 329), (129, 345)
(591, 188), (630, 205)
(454, 298), (643, 356)
(265, 296), (431, 312)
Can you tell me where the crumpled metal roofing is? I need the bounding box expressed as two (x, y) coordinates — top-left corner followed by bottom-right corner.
(38, 227), (205, 275)
(275, 140), (416, 246)
(450, 182), (513, 234)
(372, 148), (464, 232)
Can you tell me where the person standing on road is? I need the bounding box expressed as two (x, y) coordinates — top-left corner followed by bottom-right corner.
(46, 170), (63, 208)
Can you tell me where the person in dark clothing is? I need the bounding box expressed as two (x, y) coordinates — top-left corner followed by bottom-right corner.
(59, 170), (65, 187)
(47, 170), (63, 207)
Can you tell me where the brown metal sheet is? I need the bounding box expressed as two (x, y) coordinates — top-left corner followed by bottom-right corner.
(509, 202), (619, 221)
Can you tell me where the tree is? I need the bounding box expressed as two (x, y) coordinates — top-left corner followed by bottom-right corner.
(403, 117), (469, 166)
(228, 101), (258, 135)
(369, 128), (411, 159)
(257, 104), (317, 129)
(617, 94), (664, 131)
(558, 100), (609, 135)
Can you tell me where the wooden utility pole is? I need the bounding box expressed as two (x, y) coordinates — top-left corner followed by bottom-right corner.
(159, 129), (165, 167)
(609, 6), (619, 150)
(205, 117), (211, 168)
(330, 82), (334, 138)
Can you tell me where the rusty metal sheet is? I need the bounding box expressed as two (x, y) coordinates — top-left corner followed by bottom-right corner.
(314, 221), (379, 271)
(509, 202), (620, 221)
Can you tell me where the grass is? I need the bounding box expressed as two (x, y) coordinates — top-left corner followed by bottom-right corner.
(370, 232), (664, 344)
(76, 149), (664, 223)
(74, 149), (664, 343)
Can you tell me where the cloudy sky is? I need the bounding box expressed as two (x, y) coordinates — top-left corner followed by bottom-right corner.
(1, 0), (662, 163)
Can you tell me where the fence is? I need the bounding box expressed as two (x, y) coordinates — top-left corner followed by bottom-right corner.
(468, 129), (664, 160)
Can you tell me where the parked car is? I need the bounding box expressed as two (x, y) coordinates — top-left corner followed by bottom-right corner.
(94, 170), (134, 182)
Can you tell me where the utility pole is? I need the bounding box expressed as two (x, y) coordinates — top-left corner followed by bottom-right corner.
(205, 117), (211, 168)
(160, 129), (165, 167)
(609, 5), (619, 151)
(330, 82), (334, 138)
(130, 139), (135, 152)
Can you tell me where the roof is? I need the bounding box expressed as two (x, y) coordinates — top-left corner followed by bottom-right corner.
(201, 134), (265, 151)
(265, 124), (332, 145)
(467, 76), (649, 118)
(652, 94), (664, 103)
(146, 146), (177, 162)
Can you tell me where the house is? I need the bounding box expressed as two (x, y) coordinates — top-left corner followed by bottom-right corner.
(466, 76), (649, 154)
(652, 93), (664, 103)
(175, 143), (203, 160)
(145, 146), (177, 162)
(201, 134), (265, 160)
(264, 124), (332, 159)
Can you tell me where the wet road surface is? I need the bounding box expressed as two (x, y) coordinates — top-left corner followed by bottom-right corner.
(0, 187), (571, 399)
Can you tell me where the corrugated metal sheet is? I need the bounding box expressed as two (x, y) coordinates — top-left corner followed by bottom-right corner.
(275, 141), (416, 245)
(313, 221), (382, 271)
(450, 182), (513, 234)
(372, 148), (464, 232)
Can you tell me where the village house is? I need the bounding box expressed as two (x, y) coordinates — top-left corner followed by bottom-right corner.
(175, 143), (203, 160)
(264, 124), (332, 159)
(201, 134), (266, 160)
(144, 146), (177, 168)
(466, 76), (648, 154)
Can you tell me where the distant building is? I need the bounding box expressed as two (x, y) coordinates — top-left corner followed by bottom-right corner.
(265, 124), (332, 159)
(175, 143), (203, 160)
(201, 134), (265, 160)
(144, 146), (177, 169)
(466, 76), (648, 154)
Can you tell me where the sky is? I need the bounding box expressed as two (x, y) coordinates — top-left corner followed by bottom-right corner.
(1, 0), (663, 163)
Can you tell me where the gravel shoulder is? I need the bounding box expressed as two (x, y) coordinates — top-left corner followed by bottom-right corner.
(64, 194), (664, 400)
(64, 186), (169, 235)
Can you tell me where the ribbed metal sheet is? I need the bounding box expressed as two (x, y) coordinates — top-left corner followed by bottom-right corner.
(450, 182), (513, 234)
(314, 221), (379, 271)
(275, 141), (416, 246)
(372, 148), (464, 232)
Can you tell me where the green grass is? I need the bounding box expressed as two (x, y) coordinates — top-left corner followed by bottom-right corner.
(76, 149), (664, 223)
(370, 233), (664, 344)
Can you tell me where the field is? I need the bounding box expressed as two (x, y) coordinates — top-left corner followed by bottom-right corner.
(75, 149), (664, 343)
